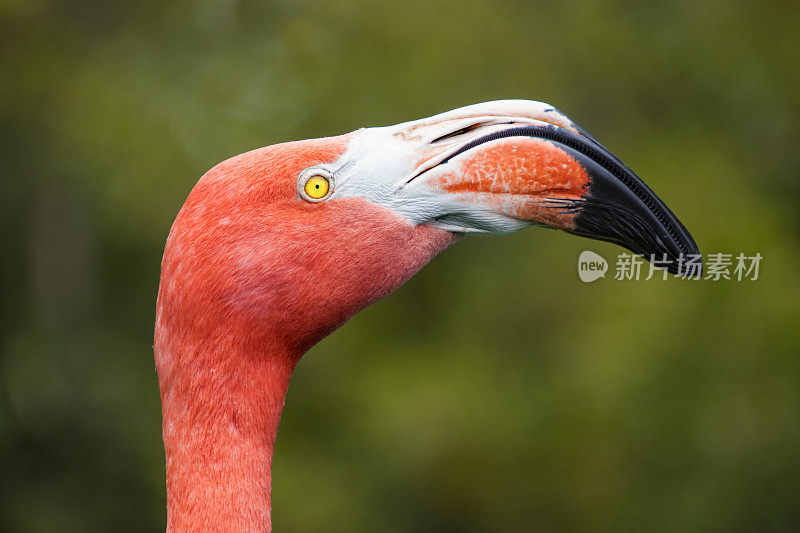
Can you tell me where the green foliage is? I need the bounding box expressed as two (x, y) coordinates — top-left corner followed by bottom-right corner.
(1, 1), (798, 531)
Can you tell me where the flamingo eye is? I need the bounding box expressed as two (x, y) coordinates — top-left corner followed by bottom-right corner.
(299, 170), (333, 202)
(304, 176), (329, 198)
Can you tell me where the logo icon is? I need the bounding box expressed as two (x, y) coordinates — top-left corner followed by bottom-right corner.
(578, 251), (608, 282)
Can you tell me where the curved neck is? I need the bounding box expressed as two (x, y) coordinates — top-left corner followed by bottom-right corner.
(156, 331), (296, 532)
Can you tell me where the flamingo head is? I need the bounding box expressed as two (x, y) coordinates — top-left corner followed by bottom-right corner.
(160, 100), (700, 355)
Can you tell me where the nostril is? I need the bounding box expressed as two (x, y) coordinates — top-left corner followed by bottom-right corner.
(429, 121), (514, 144)
(430, 126), (474, 143)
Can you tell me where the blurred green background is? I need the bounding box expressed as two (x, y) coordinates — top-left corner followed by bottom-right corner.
(2, 0), (799, 531)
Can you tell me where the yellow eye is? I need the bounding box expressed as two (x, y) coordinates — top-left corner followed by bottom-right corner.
(303, 175), (330, 200)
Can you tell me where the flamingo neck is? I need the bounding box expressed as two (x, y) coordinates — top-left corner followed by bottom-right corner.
(157, 334), (296, 532)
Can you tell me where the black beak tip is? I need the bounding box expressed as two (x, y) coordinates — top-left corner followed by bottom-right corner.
(556, 135), (702, 278)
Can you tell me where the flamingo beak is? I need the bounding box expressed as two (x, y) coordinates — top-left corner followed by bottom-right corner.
(327, 100), (701, 276)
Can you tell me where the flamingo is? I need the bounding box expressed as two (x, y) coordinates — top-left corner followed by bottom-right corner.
(154, 100), (699, 531)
